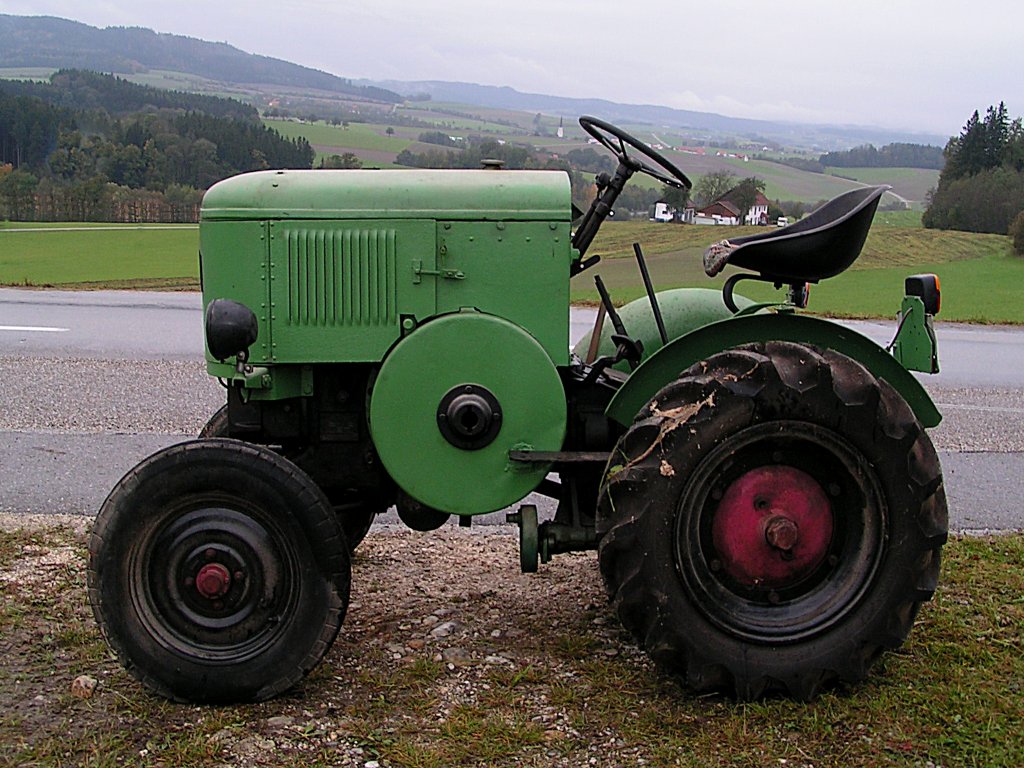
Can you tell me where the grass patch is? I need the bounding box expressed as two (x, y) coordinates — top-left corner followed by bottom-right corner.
(398, 102), (530, 134)
(874, 209), (924, 227)
(0, 67), (56, 81)
(692, 155), (862, 202)
(265, 118), (413, 153)
(1, 526), (1022, 767)
(0, 225), (199, 288)
(825, 166), (941, 203)
(573, 220), (1020, 323)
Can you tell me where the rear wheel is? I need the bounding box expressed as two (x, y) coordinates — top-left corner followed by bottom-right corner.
(200, 405), (376, 549)
(597, 341), (947, 700)
(88, 439), (350, 703)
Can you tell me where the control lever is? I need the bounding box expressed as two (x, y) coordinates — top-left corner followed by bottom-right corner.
(594, 275), (643, 371)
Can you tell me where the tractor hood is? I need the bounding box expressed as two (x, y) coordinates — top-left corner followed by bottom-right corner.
(201, 168), (572, 222)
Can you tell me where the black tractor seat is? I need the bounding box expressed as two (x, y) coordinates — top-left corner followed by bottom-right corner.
(703, 185), (890, 283)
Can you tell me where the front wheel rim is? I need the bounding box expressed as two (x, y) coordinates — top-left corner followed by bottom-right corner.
(674, 421), (887, 644)
(131, 501), (302, 663)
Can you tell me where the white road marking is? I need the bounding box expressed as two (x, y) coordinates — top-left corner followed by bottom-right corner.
(0, 325), (70, 333)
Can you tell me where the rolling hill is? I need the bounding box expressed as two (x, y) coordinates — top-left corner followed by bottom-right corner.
(363, 79), (949, 151)
(0, 14), (401, 103)
(0, 13), (945, 207)
(0, 14), (949, 152)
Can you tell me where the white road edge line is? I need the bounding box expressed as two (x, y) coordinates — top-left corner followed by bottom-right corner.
(0, 325), (70, 333)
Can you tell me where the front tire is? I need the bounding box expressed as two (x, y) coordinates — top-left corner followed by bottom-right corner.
(88, 439), (350, 703)
(597, 341), (947, 700)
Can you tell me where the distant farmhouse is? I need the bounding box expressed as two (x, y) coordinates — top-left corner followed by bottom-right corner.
(696, 188), (770, 226)
(695, 199), (742, 226)
(652, 187), (771, 226)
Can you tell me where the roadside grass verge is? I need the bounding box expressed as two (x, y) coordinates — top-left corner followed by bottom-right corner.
(0, 225), (199, 288)
(1, 524), (1021, 767)
(2, 219), (1018, 323)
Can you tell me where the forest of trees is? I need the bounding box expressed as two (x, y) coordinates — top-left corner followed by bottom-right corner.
(0, 70), (313, 221)
(820, 142), (944, 169)
(923, 103), (1024, 235)
(2, 69), (258, 120)
(417, 131), (462, 148)
(396, 140), (533, 172)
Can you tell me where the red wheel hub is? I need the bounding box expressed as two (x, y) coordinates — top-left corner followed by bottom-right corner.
(195, 563), (232, 599)
(711, 466), (833, 589)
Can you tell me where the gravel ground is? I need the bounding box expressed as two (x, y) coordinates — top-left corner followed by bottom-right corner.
(0, 356), (221, 435)
(926, 385), (1024, 452)
(0, 516), (642, 767)
(1, 355), (1021, 766)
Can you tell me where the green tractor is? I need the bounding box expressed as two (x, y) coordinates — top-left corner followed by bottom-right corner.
(88, 117), (947, 703)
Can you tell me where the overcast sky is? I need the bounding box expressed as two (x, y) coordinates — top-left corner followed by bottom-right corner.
(2, 0), (1020, 137)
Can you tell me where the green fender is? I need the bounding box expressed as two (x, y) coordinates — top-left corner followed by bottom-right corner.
(605, 313), (941, 428)
(573, 287), (752, 367)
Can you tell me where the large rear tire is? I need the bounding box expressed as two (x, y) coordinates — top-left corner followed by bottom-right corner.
(200, 405), (376, 549)
(88, 439), (350, 703)
(597, 341), (947, 700)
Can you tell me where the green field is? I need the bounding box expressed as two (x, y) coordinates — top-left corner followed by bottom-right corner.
(1, 220), (1018, 323)
(266, 119), (412, 153)
(263, 119), (413, 167)
(265, 116), (548, 168)
(873, 209), (924, 227)
(574, 221), (1017, 323)
(0, 224), (199, 289)
(0, 67), (55, 81)
(824, 167), (940, 206)
(399, 102), (535, 133)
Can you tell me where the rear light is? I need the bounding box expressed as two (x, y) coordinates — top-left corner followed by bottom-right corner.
(905, 274), (940, 315)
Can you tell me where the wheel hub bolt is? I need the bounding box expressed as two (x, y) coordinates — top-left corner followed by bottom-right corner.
(195, 563), (232, 599)
(764, 515), (800, 552)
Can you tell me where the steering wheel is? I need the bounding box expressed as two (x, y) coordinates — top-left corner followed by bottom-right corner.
(579, 116), (692, 190)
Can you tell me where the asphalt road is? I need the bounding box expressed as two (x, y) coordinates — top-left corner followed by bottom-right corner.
(3, 287), (1023, 385)
(0, 287), (201, 359)
(1, 288), (1022, 533)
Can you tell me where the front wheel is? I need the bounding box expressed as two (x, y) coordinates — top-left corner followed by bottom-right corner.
(88, 439), (350, 703)
(597, 341), (948, 700)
